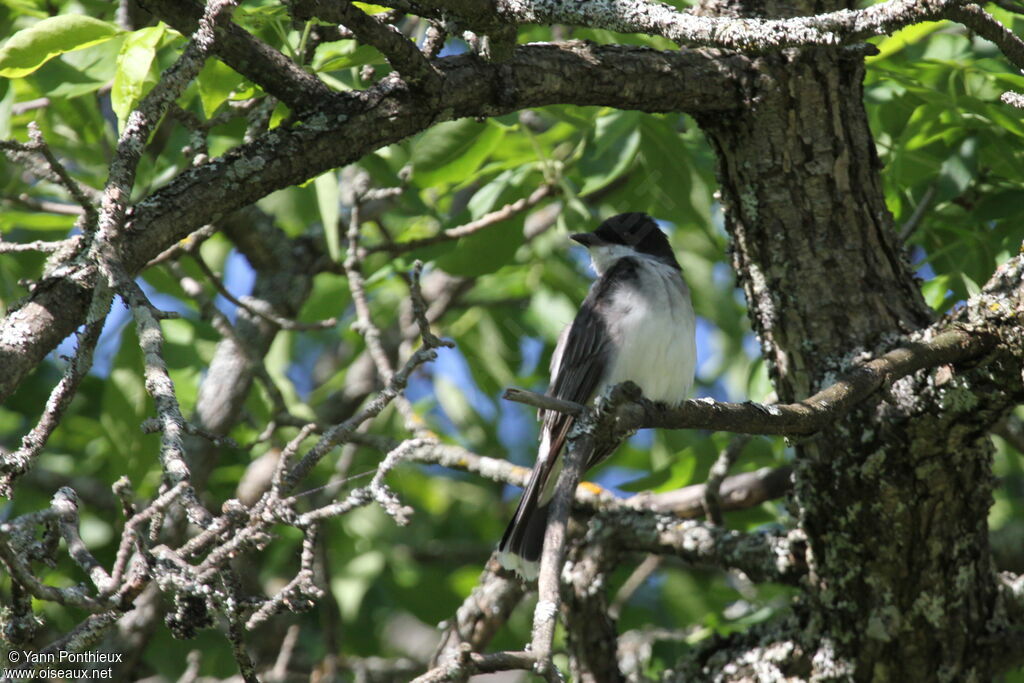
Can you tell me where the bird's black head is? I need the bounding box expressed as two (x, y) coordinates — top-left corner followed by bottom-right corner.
(571, 213), (680, 269)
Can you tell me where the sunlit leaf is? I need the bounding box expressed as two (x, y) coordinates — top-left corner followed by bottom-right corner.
(315, 170), (342, 262)
(111, 24), (165, 131)
(411, 119), (505, 187)
(0, 14), (120, 77)
(578, 110), (642, 196)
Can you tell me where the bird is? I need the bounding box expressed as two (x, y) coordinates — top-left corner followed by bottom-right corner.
(498, 212), (697, 580)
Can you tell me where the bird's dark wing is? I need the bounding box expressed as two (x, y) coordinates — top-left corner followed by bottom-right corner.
(541, 257), (638, 464)
(498, 258), (637, 565)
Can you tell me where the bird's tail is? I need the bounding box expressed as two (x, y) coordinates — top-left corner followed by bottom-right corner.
(497, 455), (561, 580)
(497, 500), (549, 581)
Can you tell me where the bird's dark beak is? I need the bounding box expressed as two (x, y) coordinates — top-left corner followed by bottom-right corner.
(570, 232), (602, 247)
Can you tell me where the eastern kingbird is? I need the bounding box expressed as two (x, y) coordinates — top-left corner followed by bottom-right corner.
(498, 212), (697, 579)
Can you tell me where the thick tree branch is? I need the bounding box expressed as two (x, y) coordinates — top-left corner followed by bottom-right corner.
(0, 42), (737, 405)
(430, 562), (527, 668)
(629, 464), (794, 518)
(413, 0), (971, 51)
(599, 510), (808, 585)
(504, 323), (1005, 438)
(564, 542), (626, 682)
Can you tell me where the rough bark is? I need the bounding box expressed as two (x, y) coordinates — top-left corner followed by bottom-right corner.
(685, 3), (1013, 679)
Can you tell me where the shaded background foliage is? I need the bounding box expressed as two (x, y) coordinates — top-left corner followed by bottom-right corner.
(1, 0), (1023, 679)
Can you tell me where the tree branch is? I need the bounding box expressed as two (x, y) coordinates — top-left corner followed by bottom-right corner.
(504, 325), (1002, 437)
(600, 510), (808, 585)
(0, 42), (737, 405)
(366, 184), (558, 254)
(430, 561), (527, 667)
(628, 464), (793, 518)
(947, 3), (1024, 71)
(294, 0), (441, 88)
(416, 0), (972, 51)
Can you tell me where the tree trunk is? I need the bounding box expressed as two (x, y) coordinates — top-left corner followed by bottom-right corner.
(690, 16), (1004, 683)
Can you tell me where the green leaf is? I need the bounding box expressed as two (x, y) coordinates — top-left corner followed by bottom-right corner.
(934, 137), (977, 203)
(466, 165), (533, 219)
(867, 21), (946, 64)
(0, 15), (120, 78)
(961, 272), (981, 298)
(637, 116), (694, 220)
(332, 548), (386, 622)
(25, 34), (123, 99)
(0, 78), (12, 139)
(434, 218), (525, 276)
(974, 189), (1024, 222)
(314, 170), (341, 261)
(434, 374), (474, 426)
(197, 58), (243, 119)
(353, 2), (391, 14)
(467, 171), (513, 220)
(578, 110), (642, 196)
(1, 0), (48, 19)
(921, 274), (952, 311)
(0, 210), (77, 232)
(434, 175), (532, 276)
(411, 119), (505, 187)
(315, 43), (385, 73)
(111, 25), (164, 131)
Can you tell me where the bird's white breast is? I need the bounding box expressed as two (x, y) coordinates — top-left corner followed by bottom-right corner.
(602, 258), (696, 405)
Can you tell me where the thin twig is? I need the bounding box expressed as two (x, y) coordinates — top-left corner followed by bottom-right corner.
(294, 0), (440, 88)
(0, 237), (72, 254)
(4, 194), (86, 215)
(948, 3), (1024, 71)
(51, 488), (112, 591)
(145, 223), (218, 268)
(222, 571), (260, 683)
(609, 555), (663, 619)
(702, 434), (753, 525)
(345, 201), (398, 381)
(27, 123), (99, 230)
(192, 251), (338, 330)
(121, 280), (210, 526)
(0, 313), (104, 496)
(368, 185), (557, 254)
(530, 425), (590, 674)
(899, 184), (936, 243)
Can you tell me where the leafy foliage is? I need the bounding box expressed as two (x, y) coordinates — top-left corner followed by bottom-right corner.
(0, 1), (1021, 680)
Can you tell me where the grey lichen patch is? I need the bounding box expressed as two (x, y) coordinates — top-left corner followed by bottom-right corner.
(955, 561), (976, 593)
(913, 458), (943, 486)
(810, 637), (856, 680)
(0, 307), (37, 350)
(865, 605), (901, 642)
(714, 639), (799, 682)
(885, 374), (924, 414)
(911, 592), (945, 628)
(225, 155), (267, 182)
(738, 186), (760, 223)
